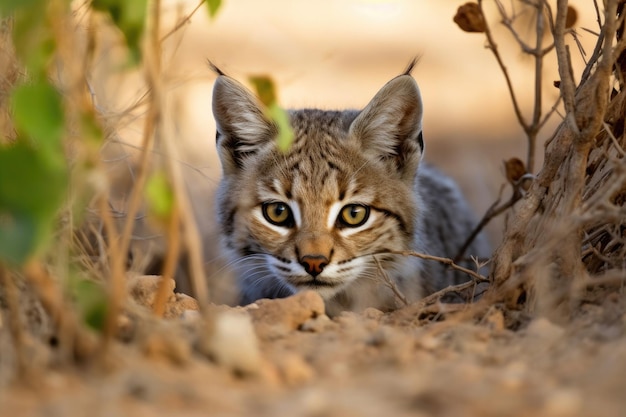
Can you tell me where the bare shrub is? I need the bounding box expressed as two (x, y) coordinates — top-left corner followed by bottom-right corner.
(456, 0), (626, 321)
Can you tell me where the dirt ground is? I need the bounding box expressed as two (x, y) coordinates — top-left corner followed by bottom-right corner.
(2, 274), (626, 416)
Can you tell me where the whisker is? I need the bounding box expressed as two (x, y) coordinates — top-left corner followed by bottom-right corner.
(205, 253), (268, 280)
(349, 159), (372, 184)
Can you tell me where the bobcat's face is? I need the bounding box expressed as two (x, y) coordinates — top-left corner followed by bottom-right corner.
(219, 113), (418, 298)
(213, 72), (425, 302)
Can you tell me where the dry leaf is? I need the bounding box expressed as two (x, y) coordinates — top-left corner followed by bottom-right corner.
(454, 3), (486, 33)
(565, 6), (578, 29)
(504, 158), (526, 184)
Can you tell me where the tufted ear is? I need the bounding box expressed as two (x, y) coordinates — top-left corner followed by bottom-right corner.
(349, 75), (424, 182)
(212, 75), (277, 175)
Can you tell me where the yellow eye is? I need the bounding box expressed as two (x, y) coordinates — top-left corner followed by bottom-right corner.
(338, 204), (370, 227)
(262, 202), (294, 227)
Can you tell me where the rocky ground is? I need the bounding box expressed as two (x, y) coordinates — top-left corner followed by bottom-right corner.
(1, 274), (626, 417)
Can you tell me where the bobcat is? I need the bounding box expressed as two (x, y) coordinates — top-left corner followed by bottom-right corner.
(212, 64), (490, 315)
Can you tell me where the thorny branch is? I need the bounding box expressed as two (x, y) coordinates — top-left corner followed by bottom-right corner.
(418, 279), (485, 310)
(373, 256), (408, 307)
(454, 183), (517, 263)
(554, 0), (582, 135)
(389, 250), (489, 284)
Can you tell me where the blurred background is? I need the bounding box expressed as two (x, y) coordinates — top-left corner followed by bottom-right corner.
(92, 0), (598, 301)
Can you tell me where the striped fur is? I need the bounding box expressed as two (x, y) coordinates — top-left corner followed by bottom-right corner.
(212, 71), (490, 315)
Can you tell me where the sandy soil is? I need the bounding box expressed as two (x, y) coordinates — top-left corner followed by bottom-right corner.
(2, 275), (626, 416)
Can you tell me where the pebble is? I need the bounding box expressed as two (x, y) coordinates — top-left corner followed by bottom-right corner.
(543, 388), (582, 416)
(277, 353), (315, 385)
(142, 330), (191, 366)
(127, 275), (200, 318)
(249, 291), (325, 339)
(300, 314), (333, 333)
(525, 317), (566, 341)
(201, 310), (262, 375)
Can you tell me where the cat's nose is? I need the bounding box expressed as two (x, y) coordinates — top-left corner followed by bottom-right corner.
(299, 255), (329, 277)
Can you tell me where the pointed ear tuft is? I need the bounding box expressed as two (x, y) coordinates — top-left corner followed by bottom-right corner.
(212, 76), (277, 175)
(349, 75), (424, 181)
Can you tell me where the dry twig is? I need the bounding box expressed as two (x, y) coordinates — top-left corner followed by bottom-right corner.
(458, 0), (564, 255)
(22, 261), (97, 361)
(153, 204), (181, 316)
(373, 256), (408, 307)
(389, 250), (489, 284)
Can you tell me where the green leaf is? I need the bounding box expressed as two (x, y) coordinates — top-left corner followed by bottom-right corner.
(249, 75), (294, 152)
(11, 7), (55, 77)
(71, 277), (108, 331)
(0, 142), (68, 265)
(249, 75), (277, 107)
(268, 104), (294, 153)
(0, 0), (41, 15)
(145, 172), (174, 220)
(11, 81), (64, 152)
(0, 211), (37, 266)
(206, 0), (222, 19)
(92, 0), (147, 63)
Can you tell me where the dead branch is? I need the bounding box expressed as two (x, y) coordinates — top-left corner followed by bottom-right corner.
(83, 0), (169, 345)
(454, 181), (521, 263)
(153, 202), (181, 316)
(457, 0), (568, 256)
(575, 269), (626, 290)
(420, 279), (484, 307)
(555, 0), (578, 133)
(489, 1), (622, 314)
(373, 256), (408, 307)
(386, 279), (489, 327)
(160, 0), (206, 43)
(478, 0), (527, 132)
(98, 193), (125, 351)
(389, 250), (489, 284)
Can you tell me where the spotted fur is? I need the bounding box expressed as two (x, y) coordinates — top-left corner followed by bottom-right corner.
(212, 70), (490, 315)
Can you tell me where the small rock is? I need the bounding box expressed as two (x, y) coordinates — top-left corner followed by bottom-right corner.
(141, 327), (192, 366)
(482, 308), (505, 332)
(362, 307), (385, 321)
(525, 317), (565, 341)
(127, 275), (200, 319)
(500, 361), (527, 390)
(249, 291), (325, 339)
(128, 275), (175, 308)
(277, 353), (315, 385)
(335, 311), (359, 328)
(200, 310), (262, 375)
(418, 333), (442, 351)
(367, 326), (394, 347)
(607, 292), (620, 303)
(181, 310), (201, 321)
(116, 313), (135, 342)
(300, 314), (332, 333)
(299, 387), (330, 415)
(164, 293), (200, 319)
(543, 389), (582, 416)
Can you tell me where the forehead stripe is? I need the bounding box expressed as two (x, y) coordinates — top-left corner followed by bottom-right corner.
(374, 206), (411, 238)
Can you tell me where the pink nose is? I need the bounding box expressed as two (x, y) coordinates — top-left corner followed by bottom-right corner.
(299, 255), (329, 277)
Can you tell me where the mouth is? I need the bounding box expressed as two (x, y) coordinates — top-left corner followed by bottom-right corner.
(291, 277), (339, 289)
